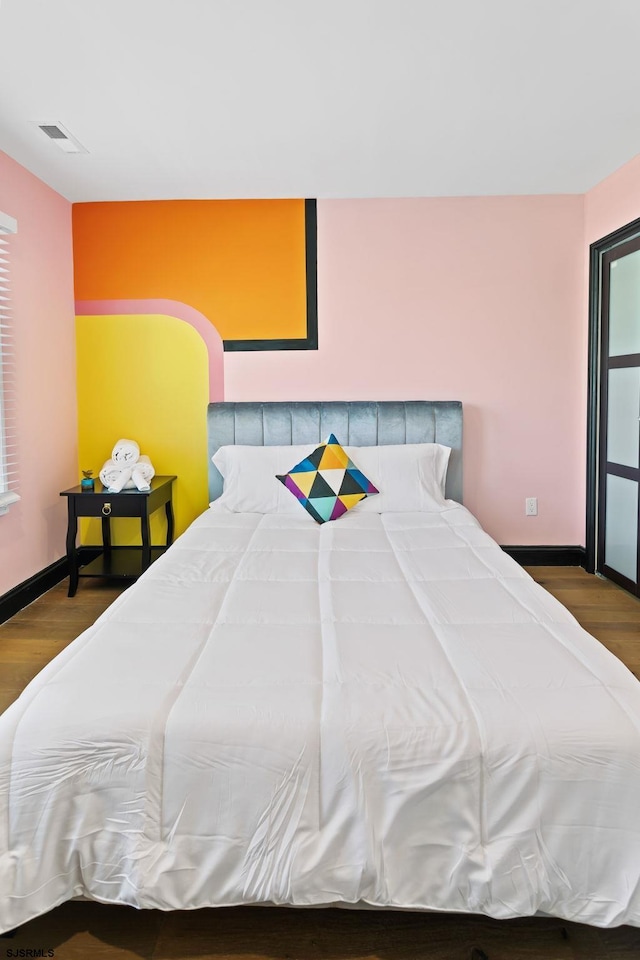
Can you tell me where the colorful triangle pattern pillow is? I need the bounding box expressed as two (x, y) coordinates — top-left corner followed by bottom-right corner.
(276, 434), (379, 523)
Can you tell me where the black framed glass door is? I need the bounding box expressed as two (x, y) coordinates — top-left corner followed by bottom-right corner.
(597, 236), (640, 596)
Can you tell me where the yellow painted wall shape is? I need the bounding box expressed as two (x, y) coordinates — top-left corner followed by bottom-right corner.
(76, 314), (209, 545)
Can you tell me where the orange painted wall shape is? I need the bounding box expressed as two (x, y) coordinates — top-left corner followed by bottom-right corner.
(72, 199), (308, 341)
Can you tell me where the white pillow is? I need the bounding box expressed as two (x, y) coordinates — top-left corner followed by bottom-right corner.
(211, 442), (451, 514)
(212, 444), (311, 514)
(346, 443), (451, 513)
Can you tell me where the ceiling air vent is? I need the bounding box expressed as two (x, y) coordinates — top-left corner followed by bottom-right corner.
(33, 121), (87, 154)
(40, 124), (68, 140)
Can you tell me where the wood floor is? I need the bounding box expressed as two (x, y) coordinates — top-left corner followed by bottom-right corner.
(1, 566), (639, 959)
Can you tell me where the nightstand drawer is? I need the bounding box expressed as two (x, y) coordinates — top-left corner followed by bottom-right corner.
(70, 494), (147, 519)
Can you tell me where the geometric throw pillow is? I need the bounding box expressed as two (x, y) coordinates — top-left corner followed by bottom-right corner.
(276, 434), (379, 523)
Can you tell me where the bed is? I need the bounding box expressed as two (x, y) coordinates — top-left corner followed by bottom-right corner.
(1, 399), (640, 934)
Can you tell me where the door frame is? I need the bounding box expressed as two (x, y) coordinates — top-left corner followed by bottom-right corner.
(586, 213), (640, 574)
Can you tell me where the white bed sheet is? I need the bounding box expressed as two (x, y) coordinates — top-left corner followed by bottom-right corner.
(1, 504), (640, 933)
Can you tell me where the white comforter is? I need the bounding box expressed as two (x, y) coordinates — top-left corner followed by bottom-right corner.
(1, 505), (640, 933)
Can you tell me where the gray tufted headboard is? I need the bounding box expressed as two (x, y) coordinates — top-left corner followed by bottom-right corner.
(207, 400), (463, 504)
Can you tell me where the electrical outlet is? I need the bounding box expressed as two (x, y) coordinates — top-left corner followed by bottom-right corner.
(525, 497), (538, 516)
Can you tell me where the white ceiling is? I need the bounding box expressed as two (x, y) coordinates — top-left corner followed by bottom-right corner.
(1, 0), (640, 203)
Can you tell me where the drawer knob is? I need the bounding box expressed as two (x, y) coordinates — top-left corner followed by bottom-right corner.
(102, 503), (112, 516)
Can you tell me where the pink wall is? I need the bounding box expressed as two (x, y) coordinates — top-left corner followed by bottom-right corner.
(586, 153), (640, 245)
(6, 154), (638, 567)
(225, 197), (587, 546)
(0, 152), (77, 595)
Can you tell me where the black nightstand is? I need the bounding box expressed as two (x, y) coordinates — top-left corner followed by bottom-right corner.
(60, 475), (177, 597)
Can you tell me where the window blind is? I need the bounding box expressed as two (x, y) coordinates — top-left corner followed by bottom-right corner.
(0, 210), (18, 515)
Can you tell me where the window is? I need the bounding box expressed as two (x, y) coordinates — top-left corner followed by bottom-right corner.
(0, 210), (18, 515)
